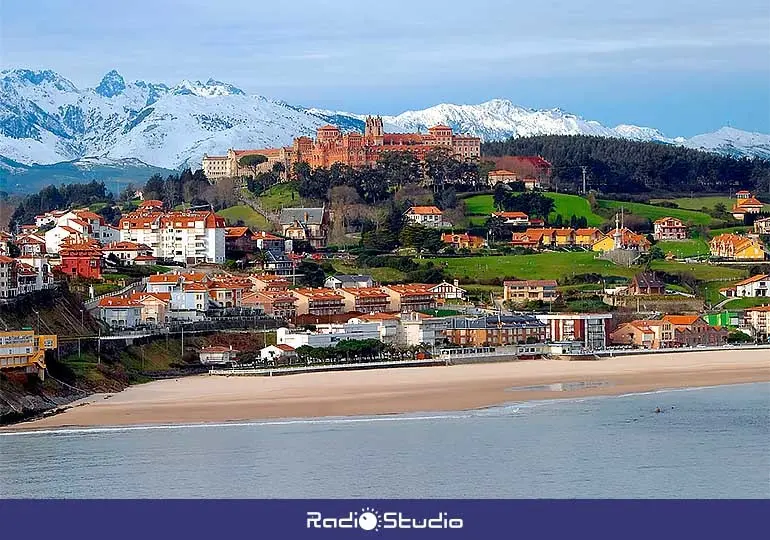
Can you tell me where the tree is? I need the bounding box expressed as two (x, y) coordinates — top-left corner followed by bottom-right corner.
(296, 261), (326, 287)
(238, 154), (268, 178)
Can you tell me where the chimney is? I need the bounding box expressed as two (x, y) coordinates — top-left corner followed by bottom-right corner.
(453, 279), (459, 288)
(304, 212), (309, 222)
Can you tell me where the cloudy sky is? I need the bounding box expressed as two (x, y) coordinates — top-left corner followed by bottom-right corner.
(2, 0), (768, 136)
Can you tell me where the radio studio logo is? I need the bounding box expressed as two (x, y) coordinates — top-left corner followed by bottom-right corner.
(306, 506), (464, 532)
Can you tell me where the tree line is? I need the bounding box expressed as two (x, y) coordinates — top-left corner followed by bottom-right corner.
(483, 135), (770, 195)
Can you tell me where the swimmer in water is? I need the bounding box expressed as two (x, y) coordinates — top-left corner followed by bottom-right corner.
(655, 407), (662, 414)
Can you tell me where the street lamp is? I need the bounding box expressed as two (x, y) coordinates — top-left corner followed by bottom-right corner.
(80, 309), (84, 330)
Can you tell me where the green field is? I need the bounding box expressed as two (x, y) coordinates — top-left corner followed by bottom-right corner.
(463, 192), (605, 226)
(651, 196), (770, 212)
(722, 297), (770, 309)
(218, 205), (271, 230)
(332, 262), (406, 284)
(257, 182), (301, 211)
(656, 239), (709, 258)
(430, 252), (747, 283)
(708, 226), (752, 237)
(597, 199), (714, 226)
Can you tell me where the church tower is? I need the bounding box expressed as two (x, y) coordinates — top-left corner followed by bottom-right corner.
(365, 115), (384, 145)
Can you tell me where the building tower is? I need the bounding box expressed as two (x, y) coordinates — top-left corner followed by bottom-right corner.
(364, 116), (384, 145)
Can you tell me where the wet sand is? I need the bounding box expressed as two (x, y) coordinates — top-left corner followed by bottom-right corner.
(5, 349), (769, 431)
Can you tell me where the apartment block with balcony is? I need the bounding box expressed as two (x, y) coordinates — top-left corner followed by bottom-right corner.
(291, 288), (345, 316)
(382, 284), (436, 313)
(503, 280), (558, 305)
(338, 287), (390, 314)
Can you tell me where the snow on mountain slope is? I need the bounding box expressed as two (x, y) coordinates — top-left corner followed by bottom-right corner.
(682, 127), (770, 160)
(105, 94), (324, 169)
(1, 69), (768, 172)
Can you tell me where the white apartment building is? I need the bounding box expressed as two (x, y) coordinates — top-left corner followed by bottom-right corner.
(720, 274), (769, 298)
(43, 209), (118, 253)
(119, 210), (226, 264)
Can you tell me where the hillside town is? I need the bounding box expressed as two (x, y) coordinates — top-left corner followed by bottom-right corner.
(1, 121), (769, 391)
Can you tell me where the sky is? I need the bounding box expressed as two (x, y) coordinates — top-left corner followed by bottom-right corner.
(1, 0), (769, 136)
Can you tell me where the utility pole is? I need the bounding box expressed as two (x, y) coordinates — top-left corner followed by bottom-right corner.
(97, 330), (101, 364)
(181, 325), (185, 360)
(581, 166), (588, 195)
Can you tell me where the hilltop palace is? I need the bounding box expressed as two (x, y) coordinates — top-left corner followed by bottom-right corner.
(202, 116), (481, 180)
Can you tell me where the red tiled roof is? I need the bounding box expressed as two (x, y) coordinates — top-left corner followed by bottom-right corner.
(99, 296), (141, 308)
(407, 206), (442, 215)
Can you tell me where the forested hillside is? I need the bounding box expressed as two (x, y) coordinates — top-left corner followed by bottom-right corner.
(483, 135), (770, 195)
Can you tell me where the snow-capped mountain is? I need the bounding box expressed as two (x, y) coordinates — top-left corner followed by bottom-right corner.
(1, 69), (768, 175)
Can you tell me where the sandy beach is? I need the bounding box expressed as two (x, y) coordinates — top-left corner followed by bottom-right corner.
(5, 349), (770, 431)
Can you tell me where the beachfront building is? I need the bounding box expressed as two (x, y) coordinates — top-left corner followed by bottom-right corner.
(337, 287), (390, 314)
(445, 315), (546, 347)
(653, 217), (688, 241)
(324, 274), (374, 289)
(349, 312), (449, 347)
(199, 346), (240, 365)
(276, 323), (382, 349)
(0, 330), (57, 380)
(609, 320), (669, 349)
(742, 306), (770, 338)
(441, 232), (487, 250)
(382, 284), (436, 313)
(663, 314), (729, 347)
(535, 313), (613, 350)
(404, 206), (447, 228)
(291, 288), (345, 316)
(279, 207), (330, 249)
(719, 274), (770, 298)
(503, 280), (558, 306)
(260, 344), (298, 364)
(709, 234), (766, 261)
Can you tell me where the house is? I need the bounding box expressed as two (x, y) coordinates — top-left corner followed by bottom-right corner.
(404, 206), (447, 228)
(260, 344), (298, 364)
(510, 230), (544, 249)
(0, 256), (16, 298)
(535, 313), (613, 350)
(743, 306), (770, 337)
(242, 290), (297, 319)
(279, 207), (330, 248)
(129, 292), (171, 325)
(224, 226), (257, 256)
(663, 314), (729, 347)
(709, 234), (766, 261)
(445, 315), (546, 347)
(0, 330), (57, 381)
(627, 272), (666, 296)
(207, 280), (248, 308)
(754, 217), (770, 235)
(503, 280), (558, 305)
(731, 191), (764, 220)
(259, 250), (295, 276)
(199, 346), (239, 365)
(610, 320), (670, 349)
(15, 234), (46, 256)
(252, 231), (284, 253)
(99, 296), (143, 329)
(276, 323), (382, 349)
(440, 232), (487, 250)
(653, 217), (687, 241)
(492, 211), (530, 226)
(574, 228), (603, 247)
(45, 225), (88, 254)
(720, 274), (770, 298)
(324, 274), (374, 289)
(429, 281), (467, 301)
(592, 227), (651, 253)
(291, 288), (345, 316)
(102, 241), (153, 265)
(337, 287), (390, 314)
(382, 284), (436, 313)
(59, 242), (103, 279)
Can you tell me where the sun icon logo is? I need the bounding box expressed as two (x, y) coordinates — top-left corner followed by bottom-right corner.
(357, 507), (382, 532)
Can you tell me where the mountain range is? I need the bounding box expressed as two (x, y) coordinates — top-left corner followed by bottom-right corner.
(1, 69), (769, 187)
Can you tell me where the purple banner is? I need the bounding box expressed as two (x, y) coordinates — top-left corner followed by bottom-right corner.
(0, 500), (766, 539)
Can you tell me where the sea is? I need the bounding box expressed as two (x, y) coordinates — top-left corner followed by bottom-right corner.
(1, 382), (768, 498)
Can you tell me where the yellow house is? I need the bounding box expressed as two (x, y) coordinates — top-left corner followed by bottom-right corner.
(592, 227), (651, 253)
(575, 228), (603, 247)
(709, 234), (766, 261)
(554, 228), (575, 246)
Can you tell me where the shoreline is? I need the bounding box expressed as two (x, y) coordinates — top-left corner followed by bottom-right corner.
(3, 349), (769, 432)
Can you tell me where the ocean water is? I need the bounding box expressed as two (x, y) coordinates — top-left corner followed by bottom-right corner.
(1, 383), (768, 498)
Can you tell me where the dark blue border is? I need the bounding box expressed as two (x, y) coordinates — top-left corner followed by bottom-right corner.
(1, 500), (766, 539)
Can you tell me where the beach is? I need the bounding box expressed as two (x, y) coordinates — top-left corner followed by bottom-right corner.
(6, 349), (770, 431)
